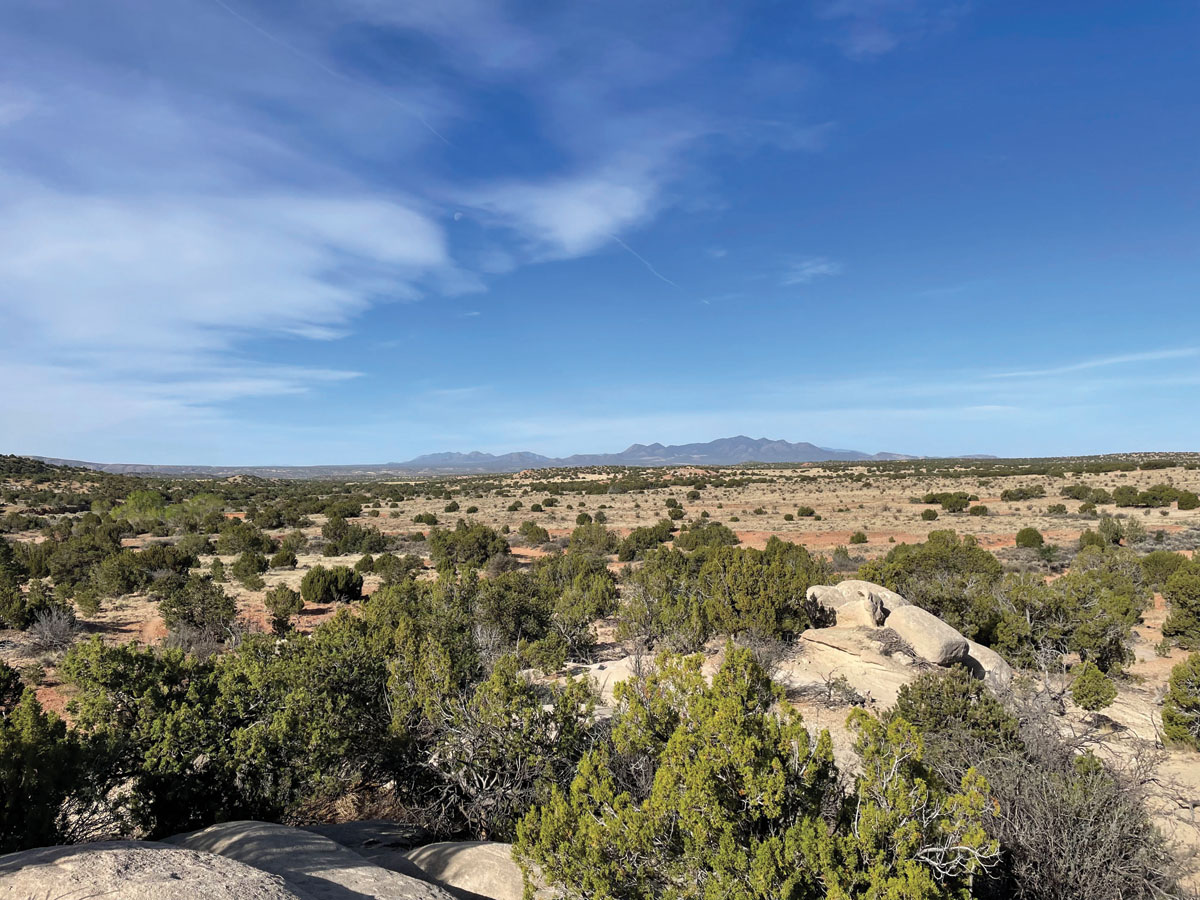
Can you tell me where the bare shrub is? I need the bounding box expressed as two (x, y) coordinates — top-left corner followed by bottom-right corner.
(791, 670), (866, 708)
(996, 546), (1074, 575)
(1136, 527), (1200, 554)
(484, 553), (521, 576)
(280, 768), (435, 836)
(473, 621), (504, 673)
(830, 546), (856, 570)
(162, 617), (252, 658)
(872, 626), (920, 660)
(27, 605), (80, 653)
(162, 625), (224, 658)
(733, 631), (788, 678)
(979, 725), (1185, 899)
(921, 689), (1189, 900)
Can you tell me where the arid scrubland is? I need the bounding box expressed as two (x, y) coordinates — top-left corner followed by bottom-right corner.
(375, 456), (1200, 551)
(4, 452), (1200, 899)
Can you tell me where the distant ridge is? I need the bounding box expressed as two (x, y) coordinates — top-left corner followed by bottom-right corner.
(398, 436), (911, 470)
(30, 436), (985, 479)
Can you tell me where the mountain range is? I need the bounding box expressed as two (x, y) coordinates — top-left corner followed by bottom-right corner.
(399, 436), (916, 471)
(31, 436), (987, 479)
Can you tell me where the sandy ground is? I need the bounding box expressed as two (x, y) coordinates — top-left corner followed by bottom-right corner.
(362, 463), (1200, 562)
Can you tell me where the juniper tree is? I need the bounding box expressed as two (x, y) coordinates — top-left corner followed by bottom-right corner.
(515, 647), (996, 900)
(1071, 661), (1117, 713)
(1163, 562), (1200, 648)
(1162, 652), (1200, 750)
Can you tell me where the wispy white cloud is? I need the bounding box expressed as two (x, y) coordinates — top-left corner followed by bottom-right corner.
(0, 0), (471, 455)
(206, 0), (453, 144)
(343, 0), (549, 74)
(0, 183), (448, 357)
(426, 385), (486, 398)
(782, 256), (844, 285)
(2, 359), (363, 460)
(816, 0), (969, 60)
(455, 141), (687, 260)
(0, 179), (451, 450)
(990, 347), (1199, 379)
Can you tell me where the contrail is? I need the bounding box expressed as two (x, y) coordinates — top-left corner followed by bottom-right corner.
(608, 234), (679, 288)
(205, 0), (452, 145)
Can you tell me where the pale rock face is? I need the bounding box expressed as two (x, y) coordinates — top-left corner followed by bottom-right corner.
(166, 821), (456, 900)
(964, 639), (1014, 691)
(792, 627), (920, 707)
(0, 841), (306, 900)
(807, 584), (850, 612)
(807, 583), (1011, 693)
(809, 580), (909, 622)
(834, 595), (885, 628)
(836, 580), (909, 615)
(302, 821), (430, 856)
(403, 841), (529, 900)
(883, 605), (969, 665)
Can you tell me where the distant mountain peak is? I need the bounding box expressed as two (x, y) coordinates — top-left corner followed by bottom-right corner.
(29, 436), (943, 478)
(390, 436), (919, 471)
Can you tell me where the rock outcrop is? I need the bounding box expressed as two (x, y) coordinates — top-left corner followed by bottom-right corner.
(803, 581), (1016, 691)
(166, 821), (455, 900)
(808, 580), (909, 625)
(835, 596), (885, 628)
(303, 821), (431, 857)
(403, 842), (526, 900)
(807, 584), (849, 613)
(0, 841), (307, 900)
(835, 580), (909, 615)
(791, 627), (924, 707)
(883, 605), (969, 665)
(964, 639), (1014, 691)
(5, 823), (535, 900)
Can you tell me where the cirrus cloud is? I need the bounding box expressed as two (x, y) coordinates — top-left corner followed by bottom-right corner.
(781, 256), (844, 285)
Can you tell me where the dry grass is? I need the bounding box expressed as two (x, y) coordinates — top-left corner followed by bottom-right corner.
(362, 462), (1200, 560)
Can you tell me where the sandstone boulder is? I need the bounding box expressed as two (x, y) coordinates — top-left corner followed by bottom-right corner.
(834, 596), (885, 628)
(964, 639), (1014, 692)
(883, 605), (968, 665)
(790, 627), (919, 707)
(836, 580), (909, 614)
(0, 841), (307, 900)
(807, 584), (850, 612)
(303, 821), (431, 856)
(300, 822), (432, 886)
(570, 654), (646, 710)
(167, 821), (455, 900)
(403, 842), (525, 900)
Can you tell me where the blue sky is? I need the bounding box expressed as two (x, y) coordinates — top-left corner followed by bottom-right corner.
(1, 1), (1198, 464)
